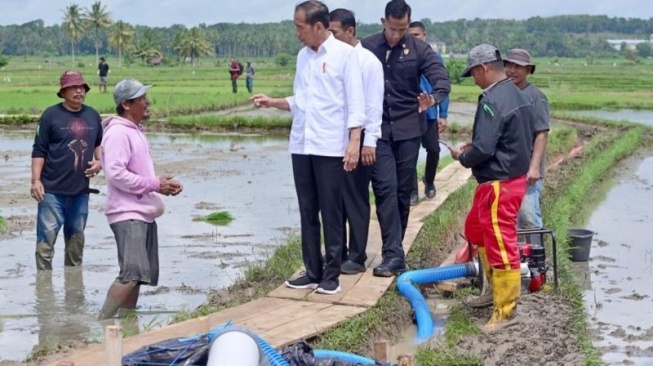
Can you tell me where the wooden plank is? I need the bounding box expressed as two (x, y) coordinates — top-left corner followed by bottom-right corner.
(238, 301), (331, 331)
(205, 297), (292, 328)
(263, 304), (367, 348)
(374, 340), (392, 362)
(339, 258), (393, 307)
(105, 326), (122, 366)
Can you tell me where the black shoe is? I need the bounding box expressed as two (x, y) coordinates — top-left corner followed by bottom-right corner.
(316, 280), (341, 295)
(410, 191), (419, 206)
(373, 258), (407, 277)
(341, 260), (365, 275)
(423, 179), (436, 199)
(284, 275), (319, 289)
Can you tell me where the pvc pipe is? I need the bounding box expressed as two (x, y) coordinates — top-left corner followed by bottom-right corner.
(396, 262), (477, 342)
(207, 330), (260, 366)
(314, 349), (376, 365)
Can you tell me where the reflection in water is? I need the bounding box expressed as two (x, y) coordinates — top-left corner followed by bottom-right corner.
(33, 269), (90, 354)
(570, 109), (653, 127)
(584, 157), (653, 365)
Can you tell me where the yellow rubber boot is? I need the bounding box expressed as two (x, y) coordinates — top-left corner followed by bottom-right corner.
(483, 268), (521, 333)
(463, 247), (493, 308)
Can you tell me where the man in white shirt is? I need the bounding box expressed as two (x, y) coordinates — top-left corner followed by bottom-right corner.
(250, 0), (365, 295)
(328, 8), (383, 275)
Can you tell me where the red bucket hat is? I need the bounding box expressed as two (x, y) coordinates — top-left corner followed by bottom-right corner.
(57, 70), (91, 98)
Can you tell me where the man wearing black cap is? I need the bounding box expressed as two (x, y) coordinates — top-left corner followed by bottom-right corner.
(504, 49), (549, 241)
(30, 70), (103, 270)
(447, 44), (534, 332)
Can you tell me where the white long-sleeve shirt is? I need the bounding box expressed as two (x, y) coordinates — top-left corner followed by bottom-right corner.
(286, 34), (365, 156)
(354, 41), (383, 148)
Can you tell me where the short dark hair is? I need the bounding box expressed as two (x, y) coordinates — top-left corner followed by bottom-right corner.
(116, 104), (126, 116)
(408, 21), (425, 31)
(296, 0), (330, 28)
(329, 8), (357, 34)
(385, 0), (411, 20)
(486, 60), (505, 72)
(100, 57), (105, 62)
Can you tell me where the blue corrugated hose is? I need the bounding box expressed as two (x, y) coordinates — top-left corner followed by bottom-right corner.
(396, 263), (476, 342)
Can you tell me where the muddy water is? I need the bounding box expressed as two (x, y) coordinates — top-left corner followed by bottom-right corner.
(0, 130), (302, 361)
(0, 129), (453, 361)
(582, 156), (653, 365)
(570, 109), (653, 127)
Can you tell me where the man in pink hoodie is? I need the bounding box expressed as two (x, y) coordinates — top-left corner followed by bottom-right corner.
(98, 79), (183, 319)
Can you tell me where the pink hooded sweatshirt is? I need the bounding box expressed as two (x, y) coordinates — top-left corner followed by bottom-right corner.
(101, 116), (164, 224)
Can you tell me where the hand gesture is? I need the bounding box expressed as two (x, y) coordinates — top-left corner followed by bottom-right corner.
(527, 167), (541, 185)
(417, 92), (435, 113)
(343, 141), (360, 172)
(85, 160), (101, 178)
(437, 118), (448, 134)
(250, 94), (273, 108)
(159, 175), (183, 196)
(361, 146), (376, 166)
(30, 180), (45, 202)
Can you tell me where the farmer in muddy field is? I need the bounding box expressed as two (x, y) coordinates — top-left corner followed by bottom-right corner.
(30, 70), (102, 271)
(504, 48), (550, 245)
(362, 0), (450, 277)
(98, 79), (183, 319)
(250, 0), (365, 295)
(328, 8), (383, 275)
(447, 44), (534, 332)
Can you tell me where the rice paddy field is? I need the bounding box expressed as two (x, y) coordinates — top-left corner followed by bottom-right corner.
(0, 55), (652, 122)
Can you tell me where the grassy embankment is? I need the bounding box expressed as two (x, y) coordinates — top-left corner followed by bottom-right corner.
(414, 125), (647, 365)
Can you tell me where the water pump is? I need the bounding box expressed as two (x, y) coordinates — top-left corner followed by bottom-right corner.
(518, 243), (548, 293)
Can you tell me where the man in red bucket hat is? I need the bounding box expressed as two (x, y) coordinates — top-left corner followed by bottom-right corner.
(30, 70), (103, 270)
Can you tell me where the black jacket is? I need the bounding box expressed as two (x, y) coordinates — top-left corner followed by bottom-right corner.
(362, 32), (451, 141)
(459, 79), (534, 183)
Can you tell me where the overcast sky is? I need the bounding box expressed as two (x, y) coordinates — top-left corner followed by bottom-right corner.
(1, 0), (652, 27)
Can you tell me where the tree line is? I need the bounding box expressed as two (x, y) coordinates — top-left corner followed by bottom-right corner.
(1, 4), (652, 65)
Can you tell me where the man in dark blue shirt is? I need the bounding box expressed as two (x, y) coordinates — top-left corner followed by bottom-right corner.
(362, 0), (450, 277)
(30, 70), (103, 270)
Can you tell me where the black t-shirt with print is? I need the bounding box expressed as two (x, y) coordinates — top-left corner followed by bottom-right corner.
(32, 103), (103, 195)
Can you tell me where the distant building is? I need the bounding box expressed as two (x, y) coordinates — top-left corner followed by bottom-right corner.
(427, 37), (447, 55)
(606, 34), (653, 50)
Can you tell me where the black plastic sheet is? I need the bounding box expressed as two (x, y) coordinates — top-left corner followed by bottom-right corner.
(122, 335), (210, 366)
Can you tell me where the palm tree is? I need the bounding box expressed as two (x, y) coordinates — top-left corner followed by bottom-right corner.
(108, 20), (134, 67)
(174, 27), (214, 68)
(132, 29), (162, 66)
(61, 4), (85, 65)
(84, 1), (112, 65)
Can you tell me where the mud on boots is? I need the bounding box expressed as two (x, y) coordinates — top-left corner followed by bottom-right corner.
(463, 246), (493, 308)
(482, 267), (522, 333)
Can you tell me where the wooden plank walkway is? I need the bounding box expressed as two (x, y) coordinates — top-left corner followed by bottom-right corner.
(49, 162), (471, 366)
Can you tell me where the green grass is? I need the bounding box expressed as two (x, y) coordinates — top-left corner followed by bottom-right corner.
(449, 57), (653, 111)
(0, 57), (294, 117)
(196, 211), (234, 225)
(2, 56), (653, 125)
(0, 216), (5, 233)
(548, 125), (579, 155)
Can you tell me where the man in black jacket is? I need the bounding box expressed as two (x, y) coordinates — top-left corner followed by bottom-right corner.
(448, 44), (534, 332)
(362, 0), (450, 277)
